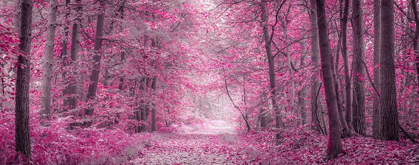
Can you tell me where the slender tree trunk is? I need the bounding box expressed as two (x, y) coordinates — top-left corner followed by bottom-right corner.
(66, 0), (81, 109)
(40, 0), (58, 122)
(352, 0), (367, 136)
(151, 77), (156, 132)
(61, 0), (70, 108)
(309, 0), (322, 133)
(15, 0), (32, 158)
(372, 0), (381, 139)
(332, 51), (351, 137)
(411, 0), (419, 90)
(85, 0), (105, 116)
(332, 15), (350, 137)
(316, 0), (342, 158)
(379, 0), (399, 141)
(119, 53), (125, 90)
(283, 25), (295, 113)
(298, 87), (307, 125)
(261, 0), (283, 144)
(341, 0), (352, 130)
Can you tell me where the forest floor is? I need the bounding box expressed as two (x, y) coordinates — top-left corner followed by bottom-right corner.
(1, 116), (418, 164)
(130, 120), (257, 164)
(130, 120), (419, 165)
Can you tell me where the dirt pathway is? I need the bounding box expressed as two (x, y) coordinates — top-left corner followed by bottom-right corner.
(130, 120), (261, 164)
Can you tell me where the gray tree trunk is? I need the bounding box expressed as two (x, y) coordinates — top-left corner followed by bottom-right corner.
(85, 0), (105, 116)
(341, 0), (352, 130)
(15, 0), (32, 158)
(261, 0), (283, 144)
(40, 0), (58, 122)
(332, 44), (351, 137)
(65, 0), (81, 109)
(61, 0), (70, 108)
(316, 0), (342, 158)
(372, 0), (381, 139)
(309, 0), (322, 133)
(298, 86), (307, 125)
(151, 77), (156, 132)
(415, 0), (419, 83)
(352, 0), (367, 136)
(379, 0), (399, 141)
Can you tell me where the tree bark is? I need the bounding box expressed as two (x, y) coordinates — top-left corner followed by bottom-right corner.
(351, 0), (367, 136)
(261, 0), (283, 144)
(65, 0), (81, 109)
(411, 0), (419, 91)
(332, 51), (351, 137)
(316, 0), (342, 158)
(61, 0), (70, 108)
(309, 0), (322, 133)
(298, 87), (307, 125)
(85, 0), (105, 116)
(119, 52), (125, 90)
(151, 77), (156, 132)
(340, 0), (352, 130)
(372, 0), (381, 139)
(40, 0), (58, 122)
(379, 0), (399, 141)
(15, 0), (32, 158)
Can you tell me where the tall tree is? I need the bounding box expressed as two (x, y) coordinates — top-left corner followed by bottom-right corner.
(151, 77), (157, 132)
(412, 0), (419, 85)
(61, 0), (70, 108)
(379, 0), (399, 141)
(40, 0), (58, 121)
(309, 0), (322, 133)
(260, 0), (283, 144)
(15, 0), (33, 158)
(316, 0), (342, 158)
(335, 0), (351, 138)
(340, 0), (352, 130)
(351, 0), (366, 136)
(63, 0), (81, 109)
(85, 0), (105, 116)
(372, 0), (381, 139)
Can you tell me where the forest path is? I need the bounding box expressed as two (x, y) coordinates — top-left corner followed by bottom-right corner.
(131, 120), (261, 164)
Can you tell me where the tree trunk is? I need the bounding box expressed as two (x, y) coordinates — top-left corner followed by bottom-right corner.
(411, 0), (419, 93)
(309, 0), (322, 133)
(298, 87), (307, 125)
(261, 0), (283, 144)
(332, 51), (351, 137)
(151, 77), (156, 132)
(351, 0), (367, 136)
(85, 0), (105, 116)
(40, 0), (58, 122)
(372, 0), (381, 139)
(61, 0), (70, 108)
(66, 0), (81, 110)
(119, 52), (125, 90)
(283, 24), (295, 113)
(316, 0), (342, 158)
(379, 0), (399, 141)
(341, 0), (352, 130)
(15, 0), (33, 158)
